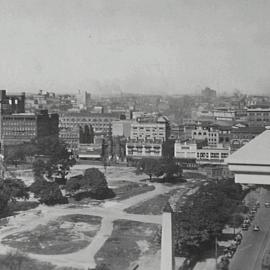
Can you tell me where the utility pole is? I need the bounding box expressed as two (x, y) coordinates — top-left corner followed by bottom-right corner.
(215, 236), (218, 270)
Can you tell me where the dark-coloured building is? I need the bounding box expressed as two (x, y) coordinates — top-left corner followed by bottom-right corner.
(0, 90), (25, 115)
(201, 87), (217, 101)
(230, 126), (265, 151)
(247, 108), (270, 127)
(2, 110), (59, 146)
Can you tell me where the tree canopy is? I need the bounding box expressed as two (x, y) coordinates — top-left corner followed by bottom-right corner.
(32, 136), (75, 180)
(136, 158), (163, 180)
(0, 178), (29, 212)
(65, 168), (115, 200)
(136, 158), (182, 182)
(174, 179), (245, 258)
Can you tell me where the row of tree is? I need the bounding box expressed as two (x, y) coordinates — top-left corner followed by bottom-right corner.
(174, 179), (246, 259)
(136, 158), (183, 182)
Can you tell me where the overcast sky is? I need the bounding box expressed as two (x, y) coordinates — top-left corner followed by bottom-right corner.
(0, 0), (270, 95)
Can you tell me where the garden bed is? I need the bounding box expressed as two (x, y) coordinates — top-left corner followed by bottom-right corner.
(2, 214), (102, 255)
(95, 219), (160, 270)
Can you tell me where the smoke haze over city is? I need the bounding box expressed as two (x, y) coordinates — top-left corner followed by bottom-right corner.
(0, 0), (270, 95)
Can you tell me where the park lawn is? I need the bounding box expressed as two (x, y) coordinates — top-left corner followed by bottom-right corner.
(95, 219), (161, 270)
(2, 215), (102, 255)
(111, 180), (155, 201)
(124, 189), (181, 215)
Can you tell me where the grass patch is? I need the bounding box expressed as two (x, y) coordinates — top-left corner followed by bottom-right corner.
(2, 215), (102, 255)
(124, 189), (179, 215)
(95, 220), (160, 270)
(112, 181), (155, 200)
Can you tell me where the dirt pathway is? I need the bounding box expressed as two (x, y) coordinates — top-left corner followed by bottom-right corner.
(0, 167), (193, 270)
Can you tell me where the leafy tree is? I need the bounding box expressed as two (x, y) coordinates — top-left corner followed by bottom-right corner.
(33, 136), (75, 181)
(29, 177), (48, 197)
(174, 179), (244, 258)
(32, 160), (47, 178)
(161, 160), (182, 181)
(136, 158), (163, 180)
(38, 181), (68, 205)
(65, 168), (115, 200)
(0, 179), (29, 212)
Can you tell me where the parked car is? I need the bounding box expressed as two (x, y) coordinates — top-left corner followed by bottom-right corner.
(265, 202), (270, 208)
(242, 224), (249, 230)
(251, 206), (257, 212)
(235, 233), (243, 240)
(253, 225), (260, 232)
(243, 218), (251, 225)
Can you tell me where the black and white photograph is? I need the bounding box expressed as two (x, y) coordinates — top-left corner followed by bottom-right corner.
(0, 1), (269, 270)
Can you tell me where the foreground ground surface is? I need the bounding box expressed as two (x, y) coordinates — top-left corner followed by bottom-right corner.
(0, 165), (201, 270)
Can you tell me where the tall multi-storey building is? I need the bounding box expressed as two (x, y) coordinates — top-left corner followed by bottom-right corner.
(112, 120), (132, 138)
(2, 110), (59, 146)
(0, 90), (25, 115)
(201, 87), (216, 101)
(59, 126), (80, 152)
(59, 113), (120, 135)
(247, 108), (270, 127)
(130, 116), (170, 142)
(76, 90), (91, 109)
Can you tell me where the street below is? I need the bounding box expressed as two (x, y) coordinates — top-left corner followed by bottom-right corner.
(229, 188), (270, 270)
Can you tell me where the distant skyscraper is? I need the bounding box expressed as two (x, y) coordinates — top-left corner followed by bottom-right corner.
(76, 90), (91, 108)
(201, 87), (217, 101)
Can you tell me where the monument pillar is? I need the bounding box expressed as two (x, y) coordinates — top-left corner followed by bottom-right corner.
(160, 203), (175, 270)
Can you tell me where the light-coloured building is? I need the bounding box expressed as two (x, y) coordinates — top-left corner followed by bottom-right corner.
(174, 141), (197, 159)
(112, 120), (132, 138)
(76, 90), (91, 109)
(130, 116), (170, 142)
(196, 145), (230, 163)
(126, 140), (163, 159)
(78, 143), (102, 160)
(174, 141), (230, 164)
(213, 108), (235, 121)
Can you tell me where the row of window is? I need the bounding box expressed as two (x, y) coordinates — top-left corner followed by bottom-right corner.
(196, 152), (229, 159)
(61, 118), (113, 122)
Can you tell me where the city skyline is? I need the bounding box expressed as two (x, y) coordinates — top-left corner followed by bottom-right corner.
(0, 0), (270, 95)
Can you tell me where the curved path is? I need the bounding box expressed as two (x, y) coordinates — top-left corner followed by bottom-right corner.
(0, 170), (194, 270)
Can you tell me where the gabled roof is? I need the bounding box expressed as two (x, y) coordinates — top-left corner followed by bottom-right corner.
(226, 129), (270, 166)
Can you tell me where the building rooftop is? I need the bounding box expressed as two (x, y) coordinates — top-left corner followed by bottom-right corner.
(227, 128), (270, 166)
